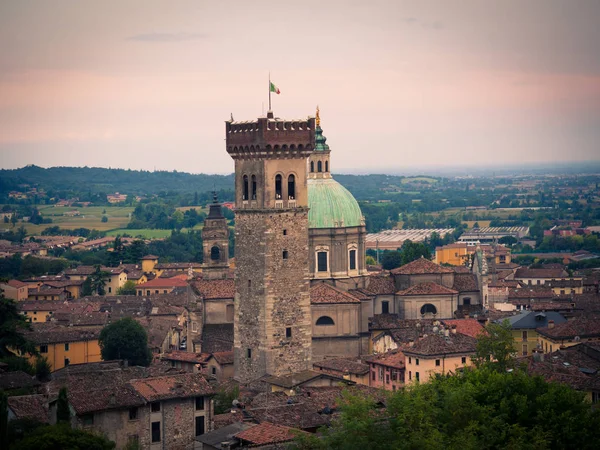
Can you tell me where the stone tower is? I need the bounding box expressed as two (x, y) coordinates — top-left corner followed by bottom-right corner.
(226, 111), (315, 383)
(202, 192), (230, 280)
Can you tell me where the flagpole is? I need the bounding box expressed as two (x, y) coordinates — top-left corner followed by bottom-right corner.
(268, 72), (271, 111)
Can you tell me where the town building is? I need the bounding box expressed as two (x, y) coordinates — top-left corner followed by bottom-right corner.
(0, 279), (29, 301)
(504, 311), (567, 356)
(537, 317), (600, 354)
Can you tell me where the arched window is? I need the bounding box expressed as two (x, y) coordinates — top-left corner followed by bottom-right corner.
(325, 161), (329, 172)
(210, 245), (221, 261)
(251, 175), (257, 200)
(243, 175), (249, 200)
(317, 161), (323, 172)
(288, 174), (295, 199)
(316, 316), (335, 326)
(275, 174), (282, 199)
(420, 304), (437, 315)
(310, 161), (314, 172)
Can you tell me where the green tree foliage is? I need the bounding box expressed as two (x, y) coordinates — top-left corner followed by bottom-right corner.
(98, 317), (152, 366)
(85, 266), (110, 296)
(35, 356), (51, 381)
(214, 385), (240, 415)
(0, 294), (37, 358)
(472, 320), (516, 372)
(11, 423), (115, 450)
(399, 240), (431, 266)
(0, 255), (68, 279)
(381, 251), (402, 270)
(56, 388), (70, 424)
(101, 215), (108, 223)
(294, 368), (600, 450)
(117, 280), (137, 295)
(498, 235), (518, 246)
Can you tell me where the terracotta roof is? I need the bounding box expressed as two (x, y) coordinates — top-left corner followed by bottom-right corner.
(442, 319), (484, 338)
(515, 268), (568, 279)
(310, 283), (361, 304)
(262, 370), (350, 389)
(162, 351), (210, 364)
(391, 257), (454, 275)
(6, 279), (28, 288)
(369, 350), (405, 369)
(452, 273), (479, 292)
(247, 402), (329, 430)
(347, 288), (374, 300)
(141, 255), (159, 260)
(452, 266), (472, 274)
(201, 324), (234, 353)
(211, 351), (234, 365)
(0, 371), (41, 390)
(19, 301), (63, 312)
(135, 316), (181, 349)
(130, 372), (213, 402)
(508, 287), (555, 299)
(365, 275), (396, 295)
(213, 412), (245, 430)
(7, 395), (49, 423)
(313, 358), (370, 375)
(155, 262), (202, 270)
(234, 422), (307, 446)
(403, 332), (477, 357)
(193, 279), (235, 300)
(24, 324), (102, 344)
(137, 277), (188, 288)
(370, 315), (434, 331)
(397, 282), (458, 296)
(537, 317), (600, 340)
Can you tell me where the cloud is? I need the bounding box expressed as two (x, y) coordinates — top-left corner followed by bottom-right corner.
(126, 32), (207, 42)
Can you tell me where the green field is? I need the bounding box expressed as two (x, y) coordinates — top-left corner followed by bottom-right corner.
(0, 205), (135, 235)
(401, 177), (438, 184)
(106, 229), (173, 239)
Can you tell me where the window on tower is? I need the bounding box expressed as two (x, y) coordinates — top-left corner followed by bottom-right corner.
(317, 161), (323, 172)
(210, 246), (220, 261)
(288, 174), (295, 199)
(349, 249), (357, 270)
(325, 161), (329, 172)
(310, 161), (314, 172)
(275, 174), (282, 199)
(251, 175), (257, 200)
(317, 251), (328, 272)
(243, 175), (249, 200)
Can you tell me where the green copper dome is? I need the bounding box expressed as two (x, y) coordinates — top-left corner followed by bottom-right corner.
(314, 126), (330, 152)
(308, 178), (363, 228)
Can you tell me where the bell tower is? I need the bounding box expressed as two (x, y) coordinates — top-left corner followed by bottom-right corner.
(202, 192), (230, 280)
(226, 111), (315, 383)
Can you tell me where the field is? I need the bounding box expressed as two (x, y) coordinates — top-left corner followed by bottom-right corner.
(0, 205), (134, 235)
(462, 220), (492, 229)
(401, 177), (438, 184)
(106, 229), (173, 239)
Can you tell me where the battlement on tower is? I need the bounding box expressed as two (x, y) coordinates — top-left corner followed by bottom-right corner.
(226, 114), (316, 159)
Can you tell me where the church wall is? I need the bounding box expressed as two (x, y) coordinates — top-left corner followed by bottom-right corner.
(311, 303), (360, 338)
(309, 226), (367, 279)
(373, 294), (395, 315)
(398, 294), (457, 320)
(394, 273), (455, 291)
(311, 336), (362, 360)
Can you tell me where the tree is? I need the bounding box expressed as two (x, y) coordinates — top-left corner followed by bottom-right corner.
(35, 356), (51, 381)
(98, 318), (152, 366)
(0, 391), (7, 450)
(381, 251), (402, 270)
(294, 367), (600, 450)
(11, 423), (115, 450)
(87, 266), (110, 296)
(214, 385), (240, 414)
(365, 255), (376, 266)
(0, 294), (37, 358)
(472, 319), (515, 372)
(101, 215), (108, 223)
(116, 280), (137, 295)
(56, 388), (70, 424)
(498, 236), (518, 246)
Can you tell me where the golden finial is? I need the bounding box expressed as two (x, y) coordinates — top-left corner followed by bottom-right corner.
(316, 105), (320, 127)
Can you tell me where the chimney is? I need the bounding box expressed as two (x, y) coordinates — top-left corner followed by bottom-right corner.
(408, 339), (414, 347)
(464, 312), (470, 319)
(548, 320), (555, 329)
(444, 329), (450, 337)
(451, 326), (457, 334)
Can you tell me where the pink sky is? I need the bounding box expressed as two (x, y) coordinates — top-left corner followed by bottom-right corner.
(1, 0), (599, 174)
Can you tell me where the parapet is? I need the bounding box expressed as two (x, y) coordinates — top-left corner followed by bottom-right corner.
(226, 113), (316, 159)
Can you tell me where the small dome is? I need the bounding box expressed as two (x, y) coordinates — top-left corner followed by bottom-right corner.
(308, 178), (363, 228)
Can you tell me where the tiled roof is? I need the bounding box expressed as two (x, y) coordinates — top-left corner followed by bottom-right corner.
(262, 370), (349, 389)
(155, 262), (203, 270)
(19, 301), (63, 312)
(24, 324), (102, 344)
(515, 268), (568, 279)
(313, 358), (370, 375)
(391, 257), (454, 275)
(442, 319), (485, 338)
(0, 371), (41, 390)
(135, 316), (181, 349)
(537, 317), (600, 340)
(235, 422), (307, 446)
(310, 283), (361, 304)
(365, 275), (396, 295)
(192, 279), (235, 300)
(452, 273), (479, 292)
(347, 288), (374, 300)
(397, 282), (458, 296)
(452, 266), (472, 274)
(247, 403), (329, 430)
(130, 372), (213, 402)
(141, 255), (159, 260)
(7, 395), (49, 423)
(403, 332), (477, 357)
(369, 315), (434, 331)
(508, 287), (555, 299)
(504, 311), (567, 329)
(201, 324), (234, 353)
(369, 350), (405, 369)
(211, 351), (234, 365)
(137, 277), (188, 288)
(162, 351), (210, 364)
(297, 385), (388, 411)
(7, 279), (28, 288)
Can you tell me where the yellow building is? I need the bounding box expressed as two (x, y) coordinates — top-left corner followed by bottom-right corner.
(537, 317), (600, 354)
(312, 358), (371, 387)
(0, 280), (29, 301)
(403, 332), (476, 385)
(504, 311), (568, 356)
(546, 278), (584, 295)
(435, 243), (511, 267)
(141, 255), (159, 273)
(20, 301), (62, 323)
(25, 324), (103, 372)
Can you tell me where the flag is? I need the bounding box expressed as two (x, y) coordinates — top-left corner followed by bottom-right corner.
(269, 82), (280, 94)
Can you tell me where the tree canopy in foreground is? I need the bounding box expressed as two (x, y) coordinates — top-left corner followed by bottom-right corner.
(293, 367), (600, 450)
(98, 317), (152, 366)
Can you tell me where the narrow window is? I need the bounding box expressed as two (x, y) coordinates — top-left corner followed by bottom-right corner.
(283, 250), (288, 259)
(371, 371), (375, 381)
(151, 402), (160, 412)
(64, 358), (70, 367)
(317, 251), (328, 272)
(325, 161), (329, 172)
(129, 407), (138, 420)
(317, 161), (323, 172)
(310, 161), (314, 172)
(435, 359), (440, 367)
(243, 175), (249, 200)
(463, 297), (471, 305)
(247, 348), (252, 358)
(415, 372), (420, 381)
(381, 301), (389, 314)
(522, 331), (528, 341)
(461, 357), (466, 364)
(251, 175), (257, 200)
(409, 357), (412, 364)
(416, 358), (419, 366)
(195, 396), (204, 411)
(287, 174), (295, 199)
(212, 367), (217, 375)
(349, 249), (356, 270)
(108, 287), (112, 293)
(283, 229), (287, 235)
(151, 422), (161, 442)
(211, 245), (221, 261)
(286, 327), (292, 338)
(275, 174), (282, 199)
(65, 343), (70, 351)
(195, 416), (205, 436)
(40, 345), (48, 354)
(248, 279), (251, 288)
(409, 371), (412, 380)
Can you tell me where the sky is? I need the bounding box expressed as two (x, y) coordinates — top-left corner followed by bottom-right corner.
(1, 0), (599, 175)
